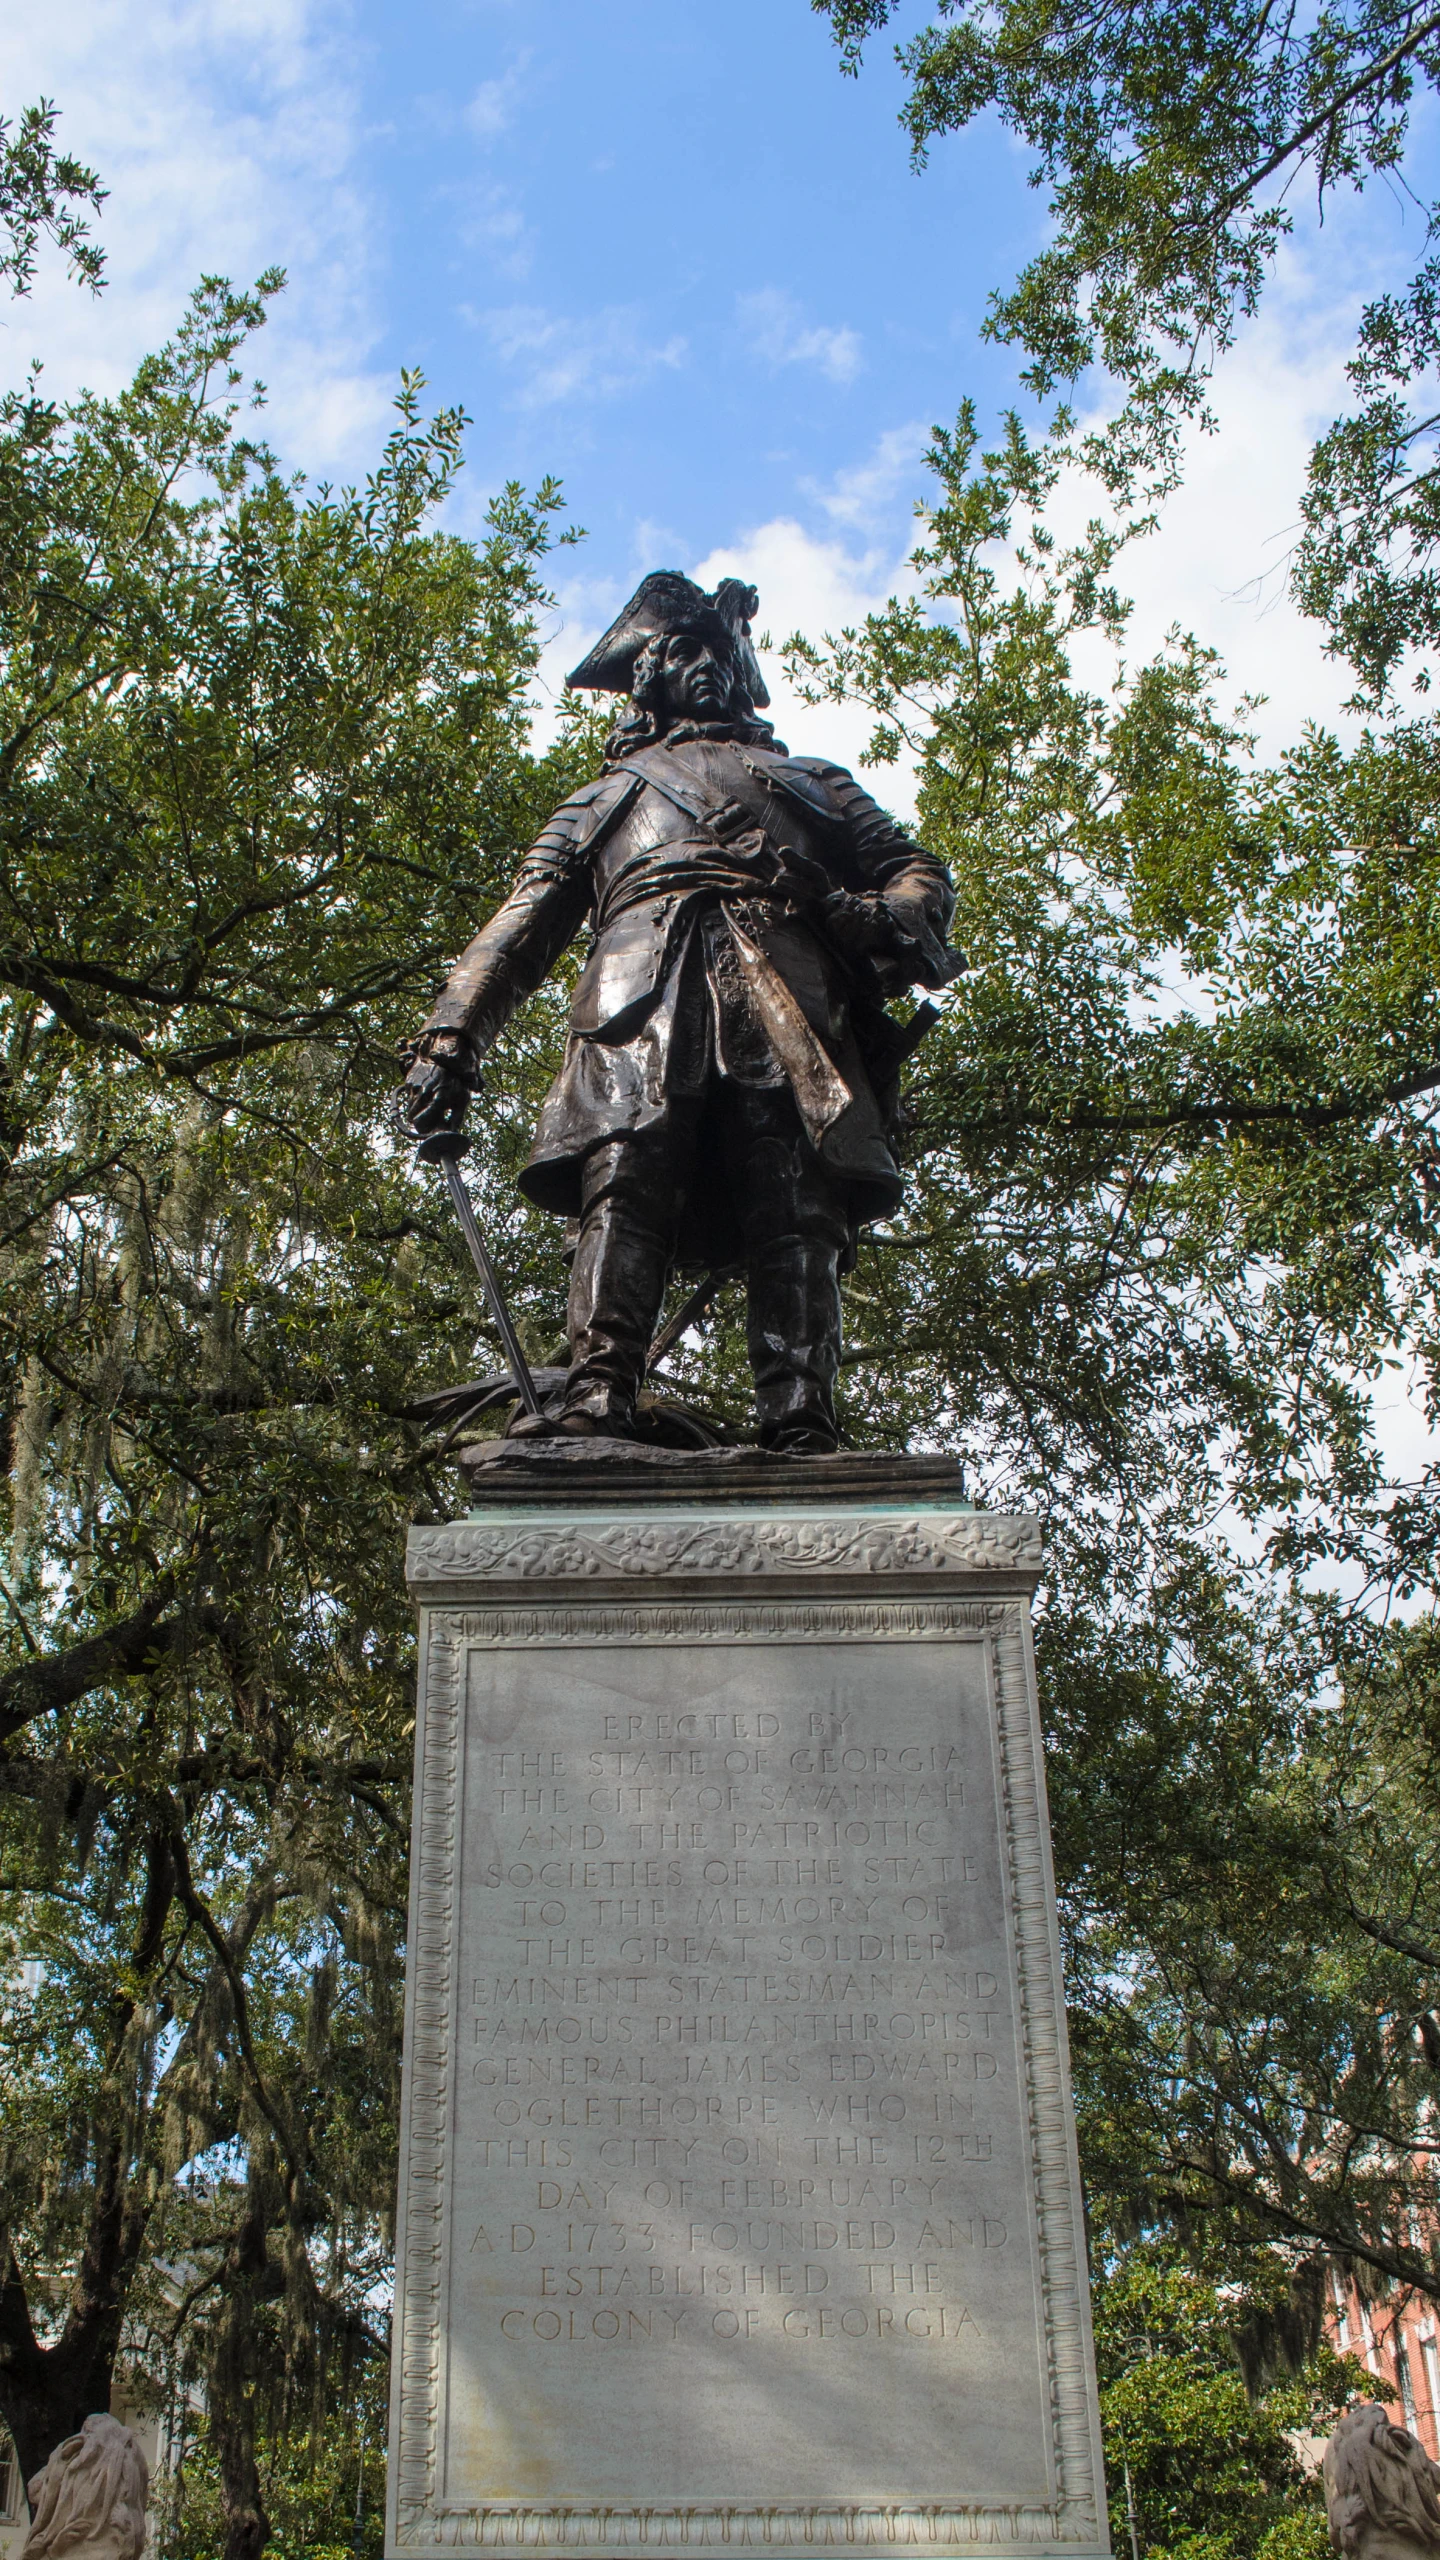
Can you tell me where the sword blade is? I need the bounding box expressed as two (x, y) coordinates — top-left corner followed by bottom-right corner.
(440, 1154), (543, 1417)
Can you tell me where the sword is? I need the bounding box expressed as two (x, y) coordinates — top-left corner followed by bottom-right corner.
(416, 1130), (543, 1419)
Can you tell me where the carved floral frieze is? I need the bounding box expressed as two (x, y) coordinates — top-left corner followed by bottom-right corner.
(407, 1509), (1042, 1588)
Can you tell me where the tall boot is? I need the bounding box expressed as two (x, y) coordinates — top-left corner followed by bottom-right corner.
(541, 1128), (688, 1437)
(747, 1232), (844, 1451)
(727, 1094), (849, 1454)
(563, 1219), (671, 1435)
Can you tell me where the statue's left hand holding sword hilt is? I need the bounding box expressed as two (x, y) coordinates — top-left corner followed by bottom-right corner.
(401, 1029), (543, 1419)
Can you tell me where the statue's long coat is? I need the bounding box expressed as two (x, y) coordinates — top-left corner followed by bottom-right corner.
(421, 734), (957, 1267)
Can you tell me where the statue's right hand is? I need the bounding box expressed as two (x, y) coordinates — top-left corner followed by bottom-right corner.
(400, 1029), (484, 1140)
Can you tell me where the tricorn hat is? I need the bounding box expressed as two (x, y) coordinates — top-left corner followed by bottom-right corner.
(566, 570), (769, 708)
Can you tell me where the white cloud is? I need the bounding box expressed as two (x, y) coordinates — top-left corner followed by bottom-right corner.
(464, 57), (530, 140)
(468, 302), (687, 408)
(721, 250), (1379, 780)
(705, 238), (1393, 799)
(529, 431), (933, 787)
(466, 81), (513, 138)
(738, 287), (862, 386)
(446, 179), (532, 281)
(807, 421), (931, 528)
(692, 520), (918, 808)
(532, 248), (1387, 821)
(0, 0), (391, 481)
(1060, 238), (1386, 754)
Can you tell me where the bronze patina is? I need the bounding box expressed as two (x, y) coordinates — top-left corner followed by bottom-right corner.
(403, 571), (959, 1454)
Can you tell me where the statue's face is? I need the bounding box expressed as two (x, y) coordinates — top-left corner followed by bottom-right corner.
(656, 629), (733, 724)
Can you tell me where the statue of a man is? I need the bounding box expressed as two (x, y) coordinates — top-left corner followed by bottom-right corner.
(403, 571), (958, 1453)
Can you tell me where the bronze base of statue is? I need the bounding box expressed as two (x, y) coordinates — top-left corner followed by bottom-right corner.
(455, 1434), (964, 1508)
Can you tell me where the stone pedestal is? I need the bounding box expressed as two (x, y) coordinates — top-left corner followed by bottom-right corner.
(386, 1464), (1107, 2560)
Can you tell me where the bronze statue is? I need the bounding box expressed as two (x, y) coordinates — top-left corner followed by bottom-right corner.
(403, 571), (959, 1454)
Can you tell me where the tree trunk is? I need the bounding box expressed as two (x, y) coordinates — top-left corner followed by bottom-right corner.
(208, 2181), (275, 2560)
(215, 2402), (269, 2560)
(0, 2317), (113, 2515)
(0, 2146), (142, 2510)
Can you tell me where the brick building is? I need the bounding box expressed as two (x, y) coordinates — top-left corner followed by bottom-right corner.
(1327, 2264), (1440, 2457)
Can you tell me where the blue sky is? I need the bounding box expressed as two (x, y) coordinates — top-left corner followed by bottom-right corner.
(2, 0), (1438, 765)
(350, 0), (1036, 567)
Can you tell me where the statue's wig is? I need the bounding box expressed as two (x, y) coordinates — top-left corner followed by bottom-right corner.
(604, 631), (782, 762)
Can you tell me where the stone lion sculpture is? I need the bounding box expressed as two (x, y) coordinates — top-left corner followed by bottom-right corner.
(21, 2413), (149, 2560)
(1324, 2403), (1440, 2560)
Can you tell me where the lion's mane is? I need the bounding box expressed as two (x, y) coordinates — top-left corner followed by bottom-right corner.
(22, 2413), (149, 2560)
(1325, 2405), (1440, 2557)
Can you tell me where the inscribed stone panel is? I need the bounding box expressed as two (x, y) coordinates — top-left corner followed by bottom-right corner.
(440, 1632), (1047, 2506)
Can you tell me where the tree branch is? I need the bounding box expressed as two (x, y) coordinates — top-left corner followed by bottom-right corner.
(1169, 7), (1440, 243)
(1342, 1895), (1440, 1974)
(162, 1824), (310, 2187)
(0, 1587), (228, 1746)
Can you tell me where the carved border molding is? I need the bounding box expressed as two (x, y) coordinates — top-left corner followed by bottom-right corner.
(990, 1612), (1101, 2528)
(408, 1508), (1041, 1587)
(397, 2500), (1101, 2551)
(390, 1612), (463, 2535)
(449, 1595), (1011, 1646)
(387, 1583), (1103, 2560)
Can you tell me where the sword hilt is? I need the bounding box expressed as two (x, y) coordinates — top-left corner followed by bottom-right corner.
(414, 1129), (470, 1165)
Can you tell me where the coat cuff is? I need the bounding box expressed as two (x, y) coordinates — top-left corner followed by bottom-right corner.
(412, 1015), (483, 1061)
(884, 895), (965, 985)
